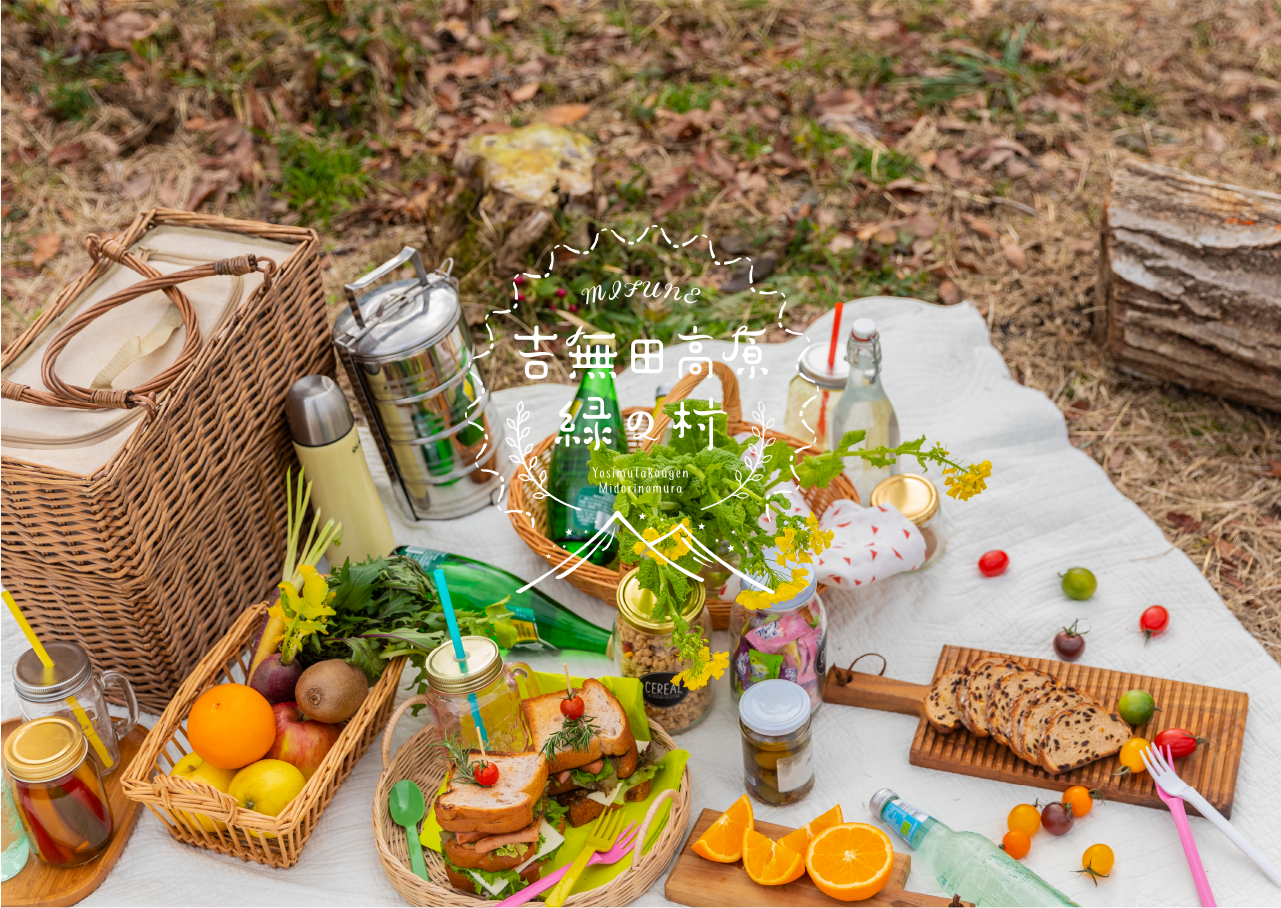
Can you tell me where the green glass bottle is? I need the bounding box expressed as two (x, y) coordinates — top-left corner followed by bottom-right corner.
(394, 546), (612, 654)
(548, 346), (627, 565)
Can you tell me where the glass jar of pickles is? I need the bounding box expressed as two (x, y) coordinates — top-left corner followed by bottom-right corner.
(730, 550), (827, 714)
(614, 568), (714, 734)
(739, 679), (814, 805)
(4, 716), (114, 868)
(870, 473), (944, 569)
(424, 637), (536, 752)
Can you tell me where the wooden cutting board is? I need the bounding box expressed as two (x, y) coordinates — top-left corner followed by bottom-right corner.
(1, 718), (146, 907)
(824, 645), (1248, 818)
(665, 808), (967, 907)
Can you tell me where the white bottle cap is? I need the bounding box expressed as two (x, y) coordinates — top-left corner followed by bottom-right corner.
(850, 318), (878, 342)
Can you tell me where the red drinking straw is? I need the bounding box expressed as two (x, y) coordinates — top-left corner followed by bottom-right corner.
(827, 301), (845, 370)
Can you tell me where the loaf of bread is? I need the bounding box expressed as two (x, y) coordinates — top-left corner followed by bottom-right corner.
(1041, 702), (1131, 774)
(961, 658), (1025, 738)
(987, 669), (1057, 748)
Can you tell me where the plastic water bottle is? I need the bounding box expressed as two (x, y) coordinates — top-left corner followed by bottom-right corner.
(871, 789), (1077, 907)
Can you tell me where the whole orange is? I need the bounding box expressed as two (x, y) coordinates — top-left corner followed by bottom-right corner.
(186, 683), (276, 769)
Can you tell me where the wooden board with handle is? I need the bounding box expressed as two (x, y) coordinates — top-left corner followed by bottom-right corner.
(1, 718), (146, 908)
(665, 808), (968, 907)
(824, 645), (1248, 818)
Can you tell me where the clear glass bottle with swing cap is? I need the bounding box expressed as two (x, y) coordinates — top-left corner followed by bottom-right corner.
(829, 317), (900, 504)
(784, 344), (849, 452)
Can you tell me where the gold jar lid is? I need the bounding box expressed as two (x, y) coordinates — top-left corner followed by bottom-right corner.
(616, 567), (707, 633)
(425, 636), (503, 695)
(3, 716), (87, 783)
(869, 474), (939, 526)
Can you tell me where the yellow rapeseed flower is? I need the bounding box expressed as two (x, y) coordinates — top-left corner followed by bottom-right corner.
(672, 647), (729, 690)
(943, 460), (992, 501)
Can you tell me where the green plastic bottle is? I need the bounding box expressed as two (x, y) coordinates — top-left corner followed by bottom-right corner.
(548, 347), (627, 565)
(394, 546), (612, 654)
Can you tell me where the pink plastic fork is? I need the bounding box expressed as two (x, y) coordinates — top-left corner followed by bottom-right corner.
(496, 821), (639, 907)
(1146, 745), (1216, 907)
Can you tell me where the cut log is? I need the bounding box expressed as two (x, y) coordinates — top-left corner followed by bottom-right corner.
(1095, 160), (1281, 412)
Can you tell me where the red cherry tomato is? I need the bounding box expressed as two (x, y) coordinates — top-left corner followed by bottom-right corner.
(1152, 727), (1208, 759)
(979, 550), (1010, 577)
(474, 761), (500, 786)
(560, 695), (585, 719)
(1140, 605), (1169, 642)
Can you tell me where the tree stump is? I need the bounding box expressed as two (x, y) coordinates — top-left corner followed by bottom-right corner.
(1095, 160), (1281, 412)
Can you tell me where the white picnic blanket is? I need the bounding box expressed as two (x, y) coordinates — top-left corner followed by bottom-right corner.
(4, 298), (1280, 907)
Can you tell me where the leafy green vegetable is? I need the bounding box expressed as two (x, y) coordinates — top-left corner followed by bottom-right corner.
(443, 858), (523, 900)
(541, 797), (567, 828)
(491, 842), (525, 859)
(570, 756), (614, 787)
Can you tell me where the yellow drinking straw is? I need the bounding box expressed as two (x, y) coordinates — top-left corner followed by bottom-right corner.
(3, 588), (114, 768)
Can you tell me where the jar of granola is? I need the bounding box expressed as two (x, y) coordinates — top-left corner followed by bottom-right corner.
(613, 568), (713, 734)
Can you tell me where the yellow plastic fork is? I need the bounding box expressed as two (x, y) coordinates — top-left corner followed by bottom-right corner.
(544, 808), (627, 907)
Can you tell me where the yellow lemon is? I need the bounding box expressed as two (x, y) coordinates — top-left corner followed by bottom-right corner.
(170, 752), (236, 833)
(229, 759), (306, 818)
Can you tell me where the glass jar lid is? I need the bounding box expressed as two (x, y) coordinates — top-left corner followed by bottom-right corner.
(797, 343), (849, 391)
(739, 679), (811, 736)
(425, 636), (503, 695)
(12, 641), (93, 703)
(616, 568), (707, 633)
(3, 716), (87, 782)
(741, 548), (819, 612)
(869, 474), (939, 526)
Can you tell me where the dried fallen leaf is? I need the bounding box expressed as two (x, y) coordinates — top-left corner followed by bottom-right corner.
(49, 143), (88, 167)
(435, 81), (462, 113)
(938, 279), (961, 305)
(101, 10), (156, 49)
(827, 233), (857, 254)
(962, 214), (999, 239)
(654, 183), (698, 218)
(903, 213), (938, 238)
(120, 172), (154, 199)
(884, 177), (934, 193)
(497, 7), (521, 22)
(1265, 459), (1281, 478)
(1000, 238), (1027, 270)
(933, 148), (963, 181)
(31, 233), (62, 269)
(1107, 447), (1127, 471)
(543, 103), (591, 126)
(510, 82), (539, 103)
(1203, 125), (1227, 153)
(1167, 512), (1203, 533)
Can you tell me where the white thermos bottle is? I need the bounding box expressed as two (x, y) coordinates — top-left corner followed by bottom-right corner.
(285, 375), (396, 564)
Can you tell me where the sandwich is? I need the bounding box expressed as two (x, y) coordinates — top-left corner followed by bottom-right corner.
(522, 678), (662, 828)
(435, 748), (567, 900)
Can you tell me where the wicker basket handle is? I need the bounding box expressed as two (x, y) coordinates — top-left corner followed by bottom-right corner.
(382, 694), (433, 772)
(644, 361), (743, 451)
(629, 787), (678, 871)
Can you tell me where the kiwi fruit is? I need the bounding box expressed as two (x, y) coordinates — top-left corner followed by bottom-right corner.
(295, 659), (369, 724)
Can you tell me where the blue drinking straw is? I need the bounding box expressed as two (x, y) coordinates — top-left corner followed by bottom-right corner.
(434, 569), (489, 747)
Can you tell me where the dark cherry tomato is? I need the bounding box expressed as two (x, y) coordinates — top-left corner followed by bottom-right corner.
(978, 550), (1010, 577)
(474, 761), (500, 786)
(1152, 728), (1208, 759)
(560, 694), (585, 719)
(1053, 619), (1087, 662)
(1041, 801), (1075, 836)
(1140, 605), (1169, 642)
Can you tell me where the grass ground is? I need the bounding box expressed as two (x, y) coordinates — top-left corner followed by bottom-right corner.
(2, 0), (1277, 658)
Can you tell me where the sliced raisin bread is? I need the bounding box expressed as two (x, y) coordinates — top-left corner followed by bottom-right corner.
(924, 667), (969, 735)
(1014, 686), (1093, 764)
(961, 658), (1026, 738)
(1040, 702), (1131, 774)
(987, 669), (1057, 748)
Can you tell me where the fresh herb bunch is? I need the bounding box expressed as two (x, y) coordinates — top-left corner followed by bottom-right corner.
(441, 734), (488, 786)
(539, 714), (601, 761)
(591, 400), (990, 689)
(314, 555), (517, 697)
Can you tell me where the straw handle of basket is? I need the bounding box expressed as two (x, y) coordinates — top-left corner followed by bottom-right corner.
(628, 787), (678, 872)
(382, 694), (432, 772)
(645, 361), (743, 452)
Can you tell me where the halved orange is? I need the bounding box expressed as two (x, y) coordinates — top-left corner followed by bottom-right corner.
(692, 794), (754, 863)
(778, 803), (844, 856)
(743, 828), (807, 886)
(806, 823), (895, 902)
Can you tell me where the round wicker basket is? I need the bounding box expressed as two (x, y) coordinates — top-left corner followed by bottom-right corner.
(506, 361), (858, 629)
(374, 696), (690, 907)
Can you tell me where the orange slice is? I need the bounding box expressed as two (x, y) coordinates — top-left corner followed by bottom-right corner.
(743, 828), (807, 886)
(779, 803), (844, 856)
(692, 794), (754, 863)
(805, 823), (895, 902)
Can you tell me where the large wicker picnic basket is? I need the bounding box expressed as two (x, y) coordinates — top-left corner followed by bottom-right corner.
(0, 209), (331, 712)
(373, 695), (691, 906)
(506, 361), (858, 630)
(120, 600), (404, 868)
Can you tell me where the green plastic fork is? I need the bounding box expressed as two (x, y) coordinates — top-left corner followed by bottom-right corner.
(544, 808), (628, 907)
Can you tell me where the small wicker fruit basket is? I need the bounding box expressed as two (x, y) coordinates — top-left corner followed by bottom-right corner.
(374, 694), (691, 907)
(507, 361), (858, 629)
(120, 601), (404, 868)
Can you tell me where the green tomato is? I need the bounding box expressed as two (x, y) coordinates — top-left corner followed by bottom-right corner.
(1118, 689), (1156, 726)
(1061, 567), (1097, 601)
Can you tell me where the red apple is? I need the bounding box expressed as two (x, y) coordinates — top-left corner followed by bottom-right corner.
(266, 701), (341, 780)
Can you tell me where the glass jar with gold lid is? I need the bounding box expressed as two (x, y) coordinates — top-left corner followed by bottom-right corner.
(4, 716), (114, 867)
(614, 567), (714, 734)
(423, 636), (536, 752)
(870, 473), (944, 569)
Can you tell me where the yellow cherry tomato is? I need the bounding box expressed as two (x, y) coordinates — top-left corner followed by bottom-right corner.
(1117, 737), (1149, 777)
(1007, 803), (1041, 836)
(1001, 830), (1031, 859)
(1079, 843), (1115, 884)
(1062, 785), (1097, 818)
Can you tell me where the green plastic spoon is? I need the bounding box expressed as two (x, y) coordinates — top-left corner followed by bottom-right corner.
(389, 780), (428, 880)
